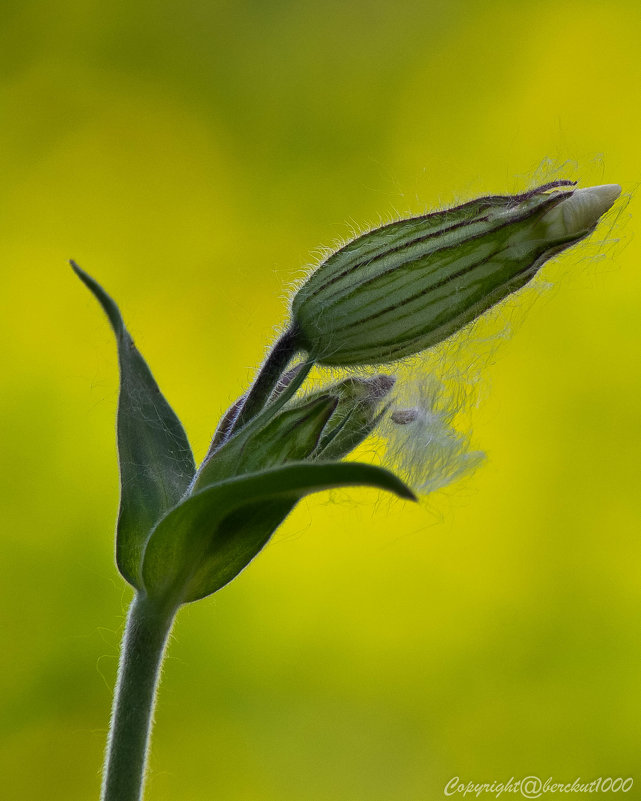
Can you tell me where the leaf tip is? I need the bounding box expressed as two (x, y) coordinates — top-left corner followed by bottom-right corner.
(70, 259), (90, 285)
(70, 260), (124, 337)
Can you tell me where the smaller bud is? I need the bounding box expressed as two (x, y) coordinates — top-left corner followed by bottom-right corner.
(313, 374), (395, 460)
(196, 394), (337, 487)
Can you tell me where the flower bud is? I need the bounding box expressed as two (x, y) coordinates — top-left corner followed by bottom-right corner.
(196, 394), (338, 486)
(290, 181), (620, 366)
(313, 374), (395, 460)
(195, 374), (396, 489)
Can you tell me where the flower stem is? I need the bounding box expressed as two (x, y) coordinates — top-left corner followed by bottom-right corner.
(229, 326), (301, 435)
(101, 593), (177, 801)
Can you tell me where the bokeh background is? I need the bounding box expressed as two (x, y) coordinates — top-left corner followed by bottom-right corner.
(2, 1), (640, 798)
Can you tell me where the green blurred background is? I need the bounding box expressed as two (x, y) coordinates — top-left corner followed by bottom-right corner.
(2, 1), (640, 798)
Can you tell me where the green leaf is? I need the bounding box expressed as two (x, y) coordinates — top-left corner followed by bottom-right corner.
(142, 461), (415, 604)
(72, 262), (196, 589)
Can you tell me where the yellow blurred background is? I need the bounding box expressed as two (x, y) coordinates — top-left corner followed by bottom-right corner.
(2, 1), (640, 798)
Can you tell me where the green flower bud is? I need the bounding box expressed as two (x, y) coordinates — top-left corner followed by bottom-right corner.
(196, 394), (338, 486)
(195, 373), (395, 488)
(313, 374), (395, 460)
(290, 182), (620, 366)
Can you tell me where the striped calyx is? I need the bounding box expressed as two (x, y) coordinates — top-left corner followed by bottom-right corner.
(194, 374), (395, 490)
(290, 182), (621, 366)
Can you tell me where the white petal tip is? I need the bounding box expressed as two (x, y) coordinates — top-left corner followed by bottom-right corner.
(543, 183), (621, 238)
(574, 183), (622, 214)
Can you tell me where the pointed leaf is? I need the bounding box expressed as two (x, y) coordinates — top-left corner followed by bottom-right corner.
(142, 461), (415, 604)
(72, 262), (196, 588)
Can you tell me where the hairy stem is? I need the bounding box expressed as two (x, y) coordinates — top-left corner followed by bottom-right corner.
(101, 593), (177, 801)
(228, 327), (301, 436)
